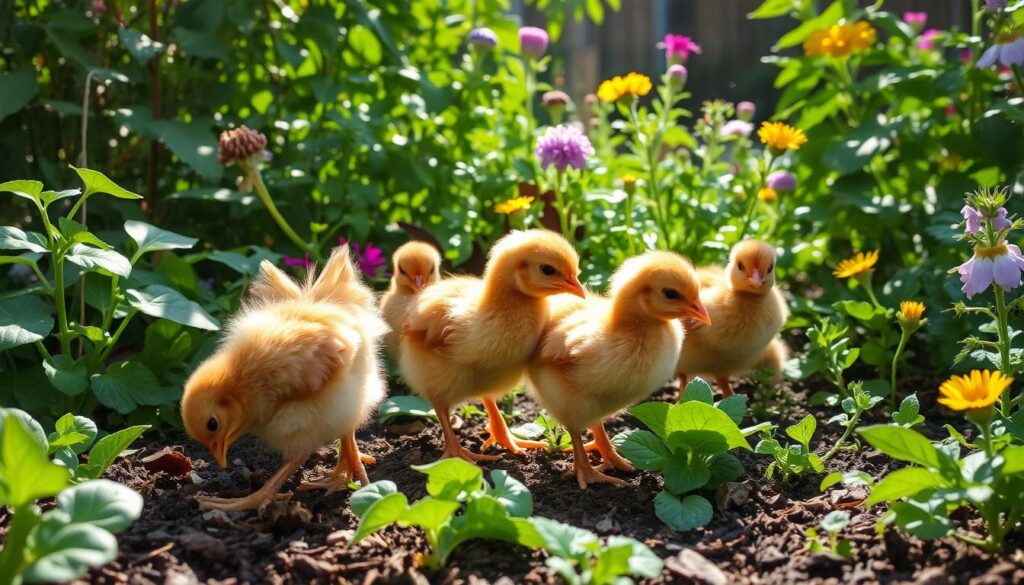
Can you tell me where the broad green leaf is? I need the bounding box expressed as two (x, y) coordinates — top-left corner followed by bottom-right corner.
(353, 492), (409, 542)
(118, 28), (167, 64)
(653, 491), (712, 532)
(412, 458), (484, 501)
(0, 179), (44, 203)
(866, 468), (947, 506)
(82, 425), (149, 479)
(0, 407), (48, 449)
(707, 452), (745, 486)
(65, 245), (132, 278)
(664, 456), (710, 494)
(58, 218), (111, 250)
(681, 378), (714, 404)
(858, 425), (942, 469)
(40, 189), (82, 207)
(350, 480), (399, 517)
(629, 402), (671, 438)
(1003, 446), (1024, 475)
(0, 68), (38, 123)
(437, 495), (544, 564)
(666, 401), (751, 453)
(126, 285), (220, 331)
(400, 496), (460, 531)
(820, 510), (850, 533)
(785, 414), (816, 448)
(56, 479), (143, 532)
(605, 534), (664, 578)
(529, 516), (598, 558)
(0, 413), (69, 507)
(124, 221), (198, 256)
(488, 469), (533, 517)
(70, 166), (141, 200)
(148, 119), (222, 180)
(377, 395), (437, 423)
(0, 226), (49, 253)
(0, 295), (54, 351)
(749, 0), (795, 19)
(716, 395), (747, 425)
(44, 355), (89, 397)
(889, 501), (952, 540)
(893, 394), (924, 427)
(348, 25), (382, 65)
(820, 470), (873, 491)
(617, 430), (668, 471)
(22, 520), (118, 582)
(91, 361), (164, 414)
(592, 542), (634, 583)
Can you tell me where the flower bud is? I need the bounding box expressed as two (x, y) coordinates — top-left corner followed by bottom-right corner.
(766, 171), (797, 193)
(623, 175), (638, 195)
(468, 27), (498, 50)
(667, 64), (688, 89)
(736, 101), (756, 122)
(519, 27), (549, 59)
(218, 126), (268, 166)
(541, 90), (572, 125)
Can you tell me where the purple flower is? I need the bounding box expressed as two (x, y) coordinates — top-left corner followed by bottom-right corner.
(468, 27), (498, 49)
(720, 120), (753, 138)
(916, 29), (941, 51)
(339, 237), (386, 277)
(661, 34), (701, 65)
(993, 207), (1013, 231)
(535, 125), (594, 172)
(903, 12), (927, 31)
(519, 27), (549, 59)
(987, 0), (1007, 11)
(667, 64), (688, 88)
(766, 171), (797, 193)
(962, 205), (983, 235)
(282, 253), (313, 270)
(736, 101), (756, 122)
(977, 36), (1024, 69)
(958, 244), (1024, 298)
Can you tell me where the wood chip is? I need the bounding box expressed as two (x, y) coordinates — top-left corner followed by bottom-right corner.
(665, 548), (730, 585)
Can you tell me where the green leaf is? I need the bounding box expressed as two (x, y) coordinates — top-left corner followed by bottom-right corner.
(353, 492), (409, 542)
(0, 179), (44, 204)
(81, 425), (149, 480)
(681, 378), (714, 404)
(605, 534), (664, 578)
(401, 496), (460, 531)
(822, 118), (902, 175)
(148, 119), (222, 180)
(749, 0), (795, 19)
(0, 295), (54, 351)
(0, 68), (38, 123)
(529, 516), (598, 558)
(666, 401), (751, 453)
(350, 480), (399, 517)
(654, 491), (712, 532)
(91, 361), (165, 414)
(22, 520), (118, 583)
(820, 510), (850, 533)
(716, 395), (747, 425)
(617, 430), (668, 471)
(437, 495), (544, 564)
(707, 452), (745, 486)
(44, 356), (89, 397)
(775, 0), (843, 49)
(1002, 446), (1024, 475)
(0, 226), (49, 253)
(70, 166), (141, 200)
(118, 28), (167, 64)
(858, 425), (942, 469)
(58, 218), (111, 250)
(488, 469), (533, 517)
(0, 407), (48, 450)
(629, 402), (671, 438)
(348, 25), (382, 65)
(893, 394), (924, 427)
(889, 501), (952, 540)
(0, 413), (69, 507)
(377, 395), (437, 423)
(65, 245), (132, 278)
(56, 479), (143, 532)
(126, 285), (220, 331)
(664, 456), (711, 494)
(820, 470), (873, 491)
(40, 189), (82, 208)
(412, 458), (484, 501)
(124, 221), (198, 256)
(785, 415), (816, 449)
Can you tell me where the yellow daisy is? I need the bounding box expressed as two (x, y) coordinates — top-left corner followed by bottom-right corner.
(938, 370), (1013, 412)
(758, 121), (808, 154)
(804, 25), (851, 58)
(596, 72), (653, 103)
(898, 301), (925, 323)
(848, 21), (877, 52)
(834, 250), (879, 279)
(758, 187), (778, 202)
(495, 195), (534, 214)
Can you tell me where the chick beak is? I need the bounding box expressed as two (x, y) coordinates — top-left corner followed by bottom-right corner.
(560, 275), (587, 298)
(412, 274), (427, 291)
(747, 269), (764, 288)
(211, 440), (230, 469)
(683, 300), (712, 325)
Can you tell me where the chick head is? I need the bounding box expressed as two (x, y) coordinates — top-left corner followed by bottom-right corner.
(729, 240), (777, 294)
(611, 251), (711, 323)
(392, 241), (441, 292)
(487, 229), (586, 298)
(182, 353), (251, 468)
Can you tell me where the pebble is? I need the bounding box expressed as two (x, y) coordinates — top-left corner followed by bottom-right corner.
(665, 548), (729, 585)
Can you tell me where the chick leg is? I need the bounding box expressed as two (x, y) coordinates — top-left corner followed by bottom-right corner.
(570, 431), (628, 490)
(432, 399), (499, 462)
(298, 431), (371, 492)
(716, 376), (735, 398)
(195, 456), (304, 512)
(589, 422), (635, 473)
(480, 396), (547, 454)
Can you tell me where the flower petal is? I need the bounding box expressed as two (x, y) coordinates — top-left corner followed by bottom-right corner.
(993, 254), (1022, 291)
(977, 45), (1000, 68)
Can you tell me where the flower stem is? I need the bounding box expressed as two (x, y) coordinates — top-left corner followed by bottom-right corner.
(890, 329), (910, 412)
(822, 407), (863, 462)
(52, 256), (72, 356)
(248, 164), (315, 259)
(994, 286), (1013, 417)
(737, 155), (775, 241)
(624, 189), (638, 255)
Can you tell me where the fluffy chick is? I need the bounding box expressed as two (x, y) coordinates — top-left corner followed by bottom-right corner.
(528, 251), (710, 489)
(676, 240), (789, 397)
(399, 229), (586, 462)
(182, 247), (387, 511)
(380, 241), (442, 360)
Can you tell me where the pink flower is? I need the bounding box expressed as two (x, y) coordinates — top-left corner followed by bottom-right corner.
(736, 101), (756, 122)
(282, 253), (313, 270)
(903, 12), (927, 31)
(667, 64), (688, 88)
(962, 205), (983, 235)
(536, 125), (595, 171)
(958, 244), (1024, 298)
(339, 237), (387, 278)
(720, 120), (754, 138)
(519, 27), (549, 59)
(993, 207), (1013, 231)
(916, 29), (941, 51)
(661, 34), (701, 65)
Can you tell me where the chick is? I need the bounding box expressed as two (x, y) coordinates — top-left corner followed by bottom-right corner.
(676, 240), (789, 397)
(528, 251), (710, 489)
(400, 230), (586, 462)
(182, 247), (387, 511)
(380, 241), (442, 360)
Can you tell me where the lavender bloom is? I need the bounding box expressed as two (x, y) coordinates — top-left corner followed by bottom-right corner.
(993, 207), (1013, 231)
(519, 27), (549, 59)
(962, 205), (983, 234)
(958, 244), (1024, 298)
(536, 125), (594, 171)
(766, 171), (797, 193)
(987, 0), (1007, 10)
(468, 27), (498, 49)
(977, 36), (1024, 68)
(736, 101), (756, 122)
(720, 120), (754, 138)
(667, 64), (688, 88)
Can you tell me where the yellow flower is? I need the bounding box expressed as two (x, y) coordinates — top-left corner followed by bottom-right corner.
(803, 21), (876, 57)
(758, 187), (778, 202)
(848, 21), (877, 52)
(622, 174), (638, 195)
(596, 73), (653, 103)
(495, 195), (534, 214)
(898, 301), (925, 322)
(834, 250), (879, 279)
(938, 370), (1012, 412)
(758, 121), (808, 154)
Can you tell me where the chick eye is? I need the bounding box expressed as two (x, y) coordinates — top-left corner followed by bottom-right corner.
(207, 417), (219, 433)
(662, 288), (681, 300)
(540, 264), (557, 276)
(768, 263), (774, 274)
(398, 266), (408, 276)
(737, 261), (746, 272)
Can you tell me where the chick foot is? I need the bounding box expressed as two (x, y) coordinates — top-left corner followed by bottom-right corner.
(480, 397), (546, 455)
(432, 399), (499, 462)
(195, 456), (303, 512)
(570, 433), (627, 490)
(715, 376), (735, 398)
(300, 432), (372, 491)
(583, 423), (635, 472)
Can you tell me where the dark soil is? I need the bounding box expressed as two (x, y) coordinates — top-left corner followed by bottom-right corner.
(75, 375), (1024, 585)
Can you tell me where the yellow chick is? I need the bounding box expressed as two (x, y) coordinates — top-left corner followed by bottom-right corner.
(182, 247), (387, 511)
(528, 251), (710, 489)
(380, 241), (442, 360)
(676, 240), (789, 397)
(399, 230), (586, 462)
